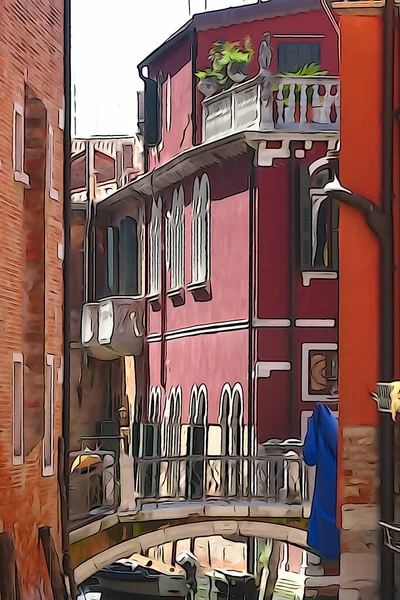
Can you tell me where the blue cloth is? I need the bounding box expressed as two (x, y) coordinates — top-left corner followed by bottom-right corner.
(303, 404), (340, 561)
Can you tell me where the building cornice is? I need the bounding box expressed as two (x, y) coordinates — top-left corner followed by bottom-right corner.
(97, 131), (338, 211)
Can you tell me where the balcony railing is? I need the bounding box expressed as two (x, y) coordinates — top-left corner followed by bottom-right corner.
(135, 443), (311, 507)
(202, 75), (340, 143)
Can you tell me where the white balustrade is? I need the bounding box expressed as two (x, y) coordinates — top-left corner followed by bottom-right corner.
(202, 75), (340, 143)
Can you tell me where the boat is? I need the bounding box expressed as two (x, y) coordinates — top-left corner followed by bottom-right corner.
(96, 553), (189, 599)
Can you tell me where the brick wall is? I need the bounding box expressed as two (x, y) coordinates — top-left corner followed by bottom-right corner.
(339, 425), (379, 600)
(0, 0), (65, 597)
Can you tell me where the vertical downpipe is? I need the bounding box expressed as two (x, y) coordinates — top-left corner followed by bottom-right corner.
(248, 148), (255, 494)
(288, 146), (298, 436)
(381, 0), (395, 598)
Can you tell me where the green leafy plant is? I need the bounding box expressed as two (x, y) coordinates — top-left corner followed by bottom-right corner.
(272, 62), (328, 104)
(196, 37), (254, 91)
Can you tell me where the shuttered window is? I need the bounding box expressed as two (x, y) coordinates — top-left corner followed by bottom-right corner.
(278, 42), (321, 73)
(120, 217), (139, 296)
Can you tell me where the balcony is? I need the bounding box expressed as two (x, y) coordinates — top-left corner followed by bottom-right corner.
(81, 296), (144, 359)
(202, 75), (340, 144)
(135, 440), (312, 515)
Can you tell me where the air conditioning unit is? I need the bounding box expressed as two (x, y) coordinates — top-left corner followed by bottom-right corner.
(98, 297), (144, 358)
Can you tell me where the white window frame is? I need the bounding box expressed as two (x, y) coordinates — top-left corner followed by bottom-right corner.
(12, 103), (29, 186)
(43, 354), (55, 476)
(48, 124), (59, 201)
(170, 186), (185, 290)
(191, 174), (210, 286)
(149, 197), (162, 297)
(301, 342), (338, 402)
(12, 353), (24, 465)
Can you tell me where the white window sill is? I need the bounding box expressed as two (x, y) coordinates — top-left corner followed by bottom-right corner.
(42, 466), (55, 477)
(49, 187), (59, 201)
(301, 271), (337, 287)
(14, 171), (30, 187)
(12, 455), (24, 466)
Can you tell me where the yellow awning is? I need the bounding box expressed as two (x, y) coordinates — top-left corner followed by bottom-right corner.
(70, 453), (102, 473)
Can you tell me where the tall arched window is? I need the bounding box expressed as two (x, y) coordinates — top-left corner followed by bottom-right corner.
(161, 387), (182, 498)
(138, 386), (161, 498)
(218, 383), (244, 498)
(187, 384), (207, 500)
(191, 174), (210, 285)
(171, 186), (185, 290)
(150, 197), (162, 296)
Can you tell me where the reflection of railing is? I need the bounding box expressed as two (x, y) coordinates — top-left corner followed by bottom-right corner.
(202, 75), (340, 143)
(135, 444), (311, 506)
(69, 437), (121, 523)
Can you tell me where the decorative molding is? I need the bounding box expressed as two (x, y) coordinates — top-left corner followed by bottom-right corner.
(255, 361), (291, 378)
(301, 342), (338, 402)
(257, 139), (291, 167)
(301, 271), (337, 287)
(295, 319), (335, 328)
(253, 319), (291, 327)
(147, 319), (249, 343)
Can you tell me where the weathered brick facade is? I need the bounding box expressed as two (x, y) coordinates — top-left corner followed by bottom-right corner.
(339, 426), (380, 600)
(0, 1), (65, 598)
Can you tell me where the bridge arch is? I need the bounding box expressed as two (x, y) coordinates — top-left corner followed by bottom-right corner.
(74, 519), (311, 585)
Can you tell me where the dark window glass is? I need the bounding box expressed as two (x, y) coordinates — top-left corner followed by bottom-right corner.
(278, 42), (321, 73)
(106, 226), (119, 295)
(120, 216), (139, 296)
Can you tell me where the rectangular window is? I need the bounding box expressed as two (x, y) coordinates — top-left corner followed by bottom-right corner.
(301, 343), (338, 402)
(43, 354), (55, 476)
(12, 103), (29, 186)
(106, 225), (119, 295)
(12, 353), (24, 465)
(48, 124), (59, 200)
(278, 42), (321, 73)
(120, 217), (139, 296)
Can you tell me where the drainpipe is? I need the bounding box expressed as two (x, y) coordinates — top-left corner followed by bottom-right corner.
(61, 0), (76, 596)
(324, 0), (395, 594)
(380, 0), (395, 597)
(288, 145), (298, 436)
(248, 148), (255, 488)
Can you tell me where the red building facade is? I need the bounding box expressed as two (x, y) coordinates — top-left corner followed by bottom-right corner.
(84, 0), (341, 508)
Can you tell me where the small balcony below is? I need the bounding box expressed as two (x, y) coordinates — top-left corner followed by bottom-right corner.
(202, 75), (340, 144)
(81, 296), (145, 359)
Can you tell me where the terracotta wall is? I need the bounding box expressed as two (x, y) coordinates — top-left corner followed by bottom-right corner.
(0, 0), (65, 596)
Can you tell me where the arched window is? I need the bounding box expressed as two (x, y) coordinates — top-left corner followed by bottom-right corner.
(229, 384), (244, 457)
(171, 186), (185, 290)
(150, 197), (162, 295)
(187, 384), (208, 500)
(120, 216), (138, 296)
(191, 174), (210, 285)
(138, 386), (161, 498)
(300, 164), (338, 272)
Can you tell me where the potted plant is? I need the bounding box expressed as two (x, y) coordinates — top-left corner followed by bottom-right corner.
(196, 37), (254, 96)
(195, 68), (223, 98)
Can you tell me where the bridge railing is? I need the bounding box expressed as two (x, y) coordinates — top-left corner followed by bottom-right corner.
(135, 443), (311, 506)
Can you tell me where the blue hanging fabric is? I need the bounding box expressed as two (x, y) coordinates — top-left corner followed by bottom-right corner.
(303, 404), (340, 561)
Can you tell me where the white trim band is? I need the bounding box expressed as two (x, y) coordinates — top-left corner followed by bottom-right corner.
(295, 319), (335, 328)
(301, 272), (337, 287)
(147, 319), (249, 343)
(255, 361), (291, 379)
(253, 319), (291, 328)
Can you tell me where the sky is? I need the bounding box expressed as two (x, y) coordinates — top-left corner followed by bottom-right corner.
(71, 0), (259, 138)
